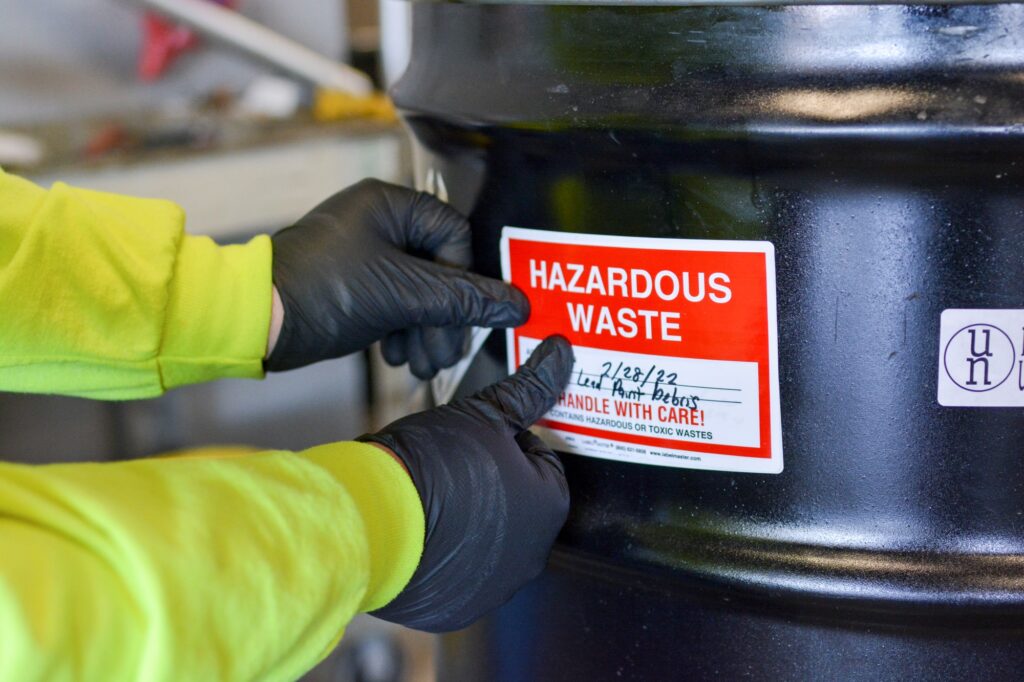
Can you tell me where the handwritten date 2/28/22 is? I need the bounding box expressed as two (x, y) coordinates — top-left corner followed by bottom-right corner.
(574, 360), (701, 409)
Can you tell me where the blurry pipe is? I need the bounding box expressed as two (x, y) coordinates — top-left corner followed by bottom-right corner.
(379, 0), (412, 88)
(136, 0), (373, 95)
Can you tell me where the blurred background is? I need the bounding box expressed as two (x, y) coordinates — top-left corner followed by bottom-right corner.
(0, 1), (434, 680)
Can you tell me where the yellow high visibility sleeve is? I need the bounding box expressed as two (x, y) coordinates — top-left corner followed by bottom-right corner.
(0, 170), (427, 680)
(0, 168), (271, 399)
(0, 442), (425, 682)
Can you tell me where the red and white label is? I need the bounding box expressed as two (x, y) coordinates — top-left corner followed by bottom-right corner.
(502, 227), (783, 474)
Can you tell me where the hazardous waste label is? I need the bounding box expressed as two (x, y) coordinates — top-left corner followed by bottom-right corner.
(501, 227), (783, 474)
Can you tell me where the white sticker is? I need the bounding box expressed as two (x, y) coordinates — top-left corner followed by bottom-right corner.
(938, 309), (1024, 407)
(501, 227), (783, 474)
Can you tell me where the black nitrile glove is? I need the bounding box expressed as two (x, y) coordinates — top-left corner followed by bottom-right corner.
(360, 335), (574, 632)
(266, 179), (528, 378)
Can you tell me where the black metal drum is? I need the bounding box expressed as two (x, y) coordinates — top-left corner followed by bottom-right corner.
(392, 3), (1024, 679)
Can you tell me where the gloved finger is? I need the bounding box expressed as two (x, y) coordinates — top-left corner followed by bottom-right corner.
(515, 430), (567, 479)
(403, 190), (473, 268)
(307, 179), (472, 266)
(463, 335), (574, 434)
(399, 255), (529, 329)
(422, 326), (468, 370)
(406, 328), (440, 380)
(381, 331), (409, 366)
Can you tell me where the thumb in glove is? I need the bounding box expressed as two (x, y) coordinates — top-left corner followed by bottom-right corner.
(360, 334), (574, 632)
(267, 179), (528, 377)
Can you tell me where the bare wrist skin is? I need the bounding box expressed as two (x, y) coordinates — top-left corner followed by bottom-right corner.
(266, 285), (284, 359)
(262, 285), (406, 477)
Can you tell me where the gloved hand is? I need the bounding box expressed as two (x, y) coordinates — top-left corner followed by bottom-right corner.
(266, 179), (528, 378)
(361, 335), (574, 632)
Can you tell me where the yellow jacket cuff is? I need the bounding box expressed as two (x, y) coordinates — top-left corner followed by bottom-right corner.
(0, 168), (272, 399)
(300, 441), (426, 612)
(159, 234), (272, 390)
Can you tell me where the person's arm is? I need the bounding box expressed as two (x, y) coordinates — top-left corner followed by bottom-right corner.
(0, 441), (424, 682)
(0, 169), (567, 679)
(0, 171), (528, 395)
(0, 336), (573, 681)
(0, 168), (271, 400)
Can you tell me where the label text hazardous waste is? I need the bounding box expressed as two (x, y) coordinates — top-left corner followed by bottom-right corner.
(503, 228), (782, 474)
